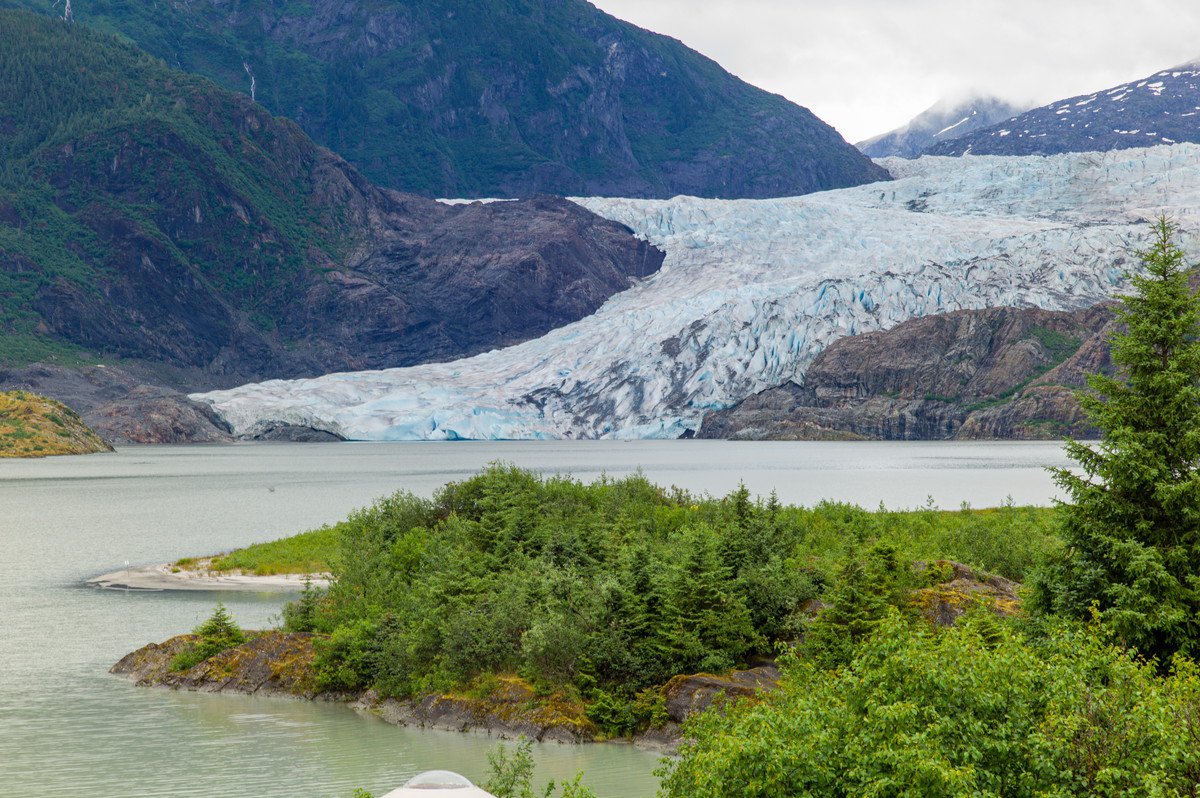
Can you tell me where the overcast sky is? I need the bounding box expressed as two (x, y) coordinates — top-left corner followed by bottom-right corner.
(590, 0), (1200, 143)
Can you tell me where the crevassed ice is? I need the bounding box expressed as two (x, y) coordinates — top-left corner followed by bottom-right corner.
(192, 144), (1200, 441)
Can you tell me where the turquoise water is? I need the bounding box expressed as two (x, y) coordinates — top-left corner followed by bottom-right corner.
(0, 440), (1072, 797)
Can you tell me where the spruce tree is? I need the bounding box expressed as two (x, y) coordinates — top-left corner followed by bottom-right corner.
(1032, 216), (1200, 662)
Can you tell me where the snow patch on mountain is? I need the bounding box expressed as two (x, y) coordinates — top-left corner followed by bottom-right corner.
(193, 145), (1200, 441)
(928, 62), (1200, 156)
(858, 96), (1025, 159)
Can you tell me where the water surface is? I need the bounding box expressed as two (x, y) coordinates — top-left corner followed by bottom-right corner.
(0, 440), (1072, 797)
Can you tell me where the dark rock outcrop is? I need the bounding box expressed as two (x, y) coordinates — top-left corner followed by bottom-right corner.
(113, 637), (596, 743)
(701, 304), (1116, 441)
(661, 664), (781, 725)
(111, 632), (319, 697)
(0, 364), (231, 445)
(7, 0), (888, 199)
(370, 676), (596, 744)
(911, 561), (1022, 627)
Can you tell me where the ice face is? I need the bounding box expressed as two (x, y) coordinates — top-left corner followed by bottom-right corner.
(192, 144), (1200, 441)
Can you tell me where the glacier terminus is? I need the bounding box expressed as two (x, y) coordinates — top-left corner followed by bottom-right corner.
(191, 145), (1200, 441)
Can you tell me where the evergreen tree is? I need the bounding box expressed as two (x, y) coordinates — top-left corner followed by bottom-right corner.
(1032, 216), (1200, 662)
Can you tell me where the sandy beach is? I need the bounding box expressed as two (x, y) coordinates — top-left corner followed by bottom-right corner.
(87, 562), (330, 592)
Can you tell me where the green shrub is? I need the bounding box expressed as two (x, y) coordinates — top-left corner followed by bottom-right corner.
(661, 613), (1200, 798)
(274, 465), (1059, 704)
(170, 604), (246, 672)
(313, 618), (377, 691)
(484, 738), (597, 798)
(282, 578), (327, 633)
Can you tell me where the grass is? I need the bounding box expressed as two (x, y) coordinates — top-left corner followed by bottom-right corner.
(200, 524), (340, 575)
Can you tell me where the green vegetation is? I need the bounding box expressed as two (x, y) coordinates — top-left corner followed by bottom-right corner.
(0, 9), (351, 365)
(2, 0), (876, 198)
(1033, 217), (1200, 663)
(204, 525), (339, 576)
(0, 389), (111, 457)
(661, 613), (1200, 797)
(658, 217), (1200, 797)
(170, 604), (247, 672)
(273, 464), (1055, 733)
(350, 737), (595, 798)
(484, 738), (596, 798)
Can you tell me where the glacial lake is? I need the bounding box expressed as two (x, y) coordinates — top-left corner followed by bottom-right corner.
(0, 440), (1075, 797)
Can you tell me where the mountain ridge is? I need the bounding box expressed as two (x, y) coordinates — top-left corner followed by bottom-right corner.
(3, 0), (888, 199)
(927, 62), (1200, 156)
(857, 96), (1025, 159)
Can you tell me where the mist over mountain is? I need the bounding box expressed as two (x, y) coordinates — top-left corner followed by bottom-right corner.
(927, 59), (1200, 156)
(857, 96), (1026, 158)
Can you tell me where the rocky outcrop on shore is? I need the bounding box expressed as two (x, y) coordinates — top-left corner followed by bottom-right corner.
(0, 364), (232, 445)
(112, 634), (598, 743)
(111, 632), (321, 697)
(700, 304), (1116, 441)
(0, 390), (113, 457)
(367, 676), (596, 745)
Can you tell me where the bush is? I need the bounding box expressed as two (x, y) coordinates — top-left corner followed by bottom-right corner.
(313, 619), (377, 691)
(170, 604), (246, 672)
(661, 613), (1200, 798)
(278, 465), (1059, 707)
(484, 737), (597, 798)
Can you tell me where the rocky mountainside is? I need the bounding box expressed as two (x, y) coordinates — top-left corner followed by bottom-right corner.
(0, 389), (113, 457)
(857, 96), (1025, 159)
(192, 146), (1200, 441)
(699, 304), (1115, 441)
(927, 59), (1200, 156)
(4, 0), (888, 199)
(0, 11), (662, 390)
(0, 364), (233, 445)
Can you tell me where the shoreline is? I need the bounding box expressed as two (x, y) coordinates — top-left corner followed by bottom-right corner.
(87, 563), (329, 592)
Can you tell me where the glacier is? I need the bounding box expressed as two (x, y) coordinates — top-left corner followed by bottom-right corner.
(192, 144), (1200, 441)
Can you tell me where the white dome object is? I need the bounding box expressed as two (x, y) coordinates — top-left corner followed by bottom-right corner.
(379, 770), (497, 797)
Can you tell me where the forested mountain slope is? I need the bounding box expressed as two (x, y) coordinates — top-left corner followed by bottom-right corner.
(3, 0), (887, 198)
(0, 10), (662, 387)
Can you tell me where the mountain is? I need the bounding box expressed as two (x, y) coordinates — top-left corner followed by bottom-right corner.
(857, 96), (1025, 158)
(3, 0), (888, 199)
(698, 304), (1112, 441)
(927, 60), (1200, 156)
(190, 145), (1200, 441)
(0, 10), (662, 387)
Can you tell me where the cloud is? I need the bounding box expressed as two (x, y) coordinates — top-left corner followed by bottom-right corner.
(590, 0), (1200, 142)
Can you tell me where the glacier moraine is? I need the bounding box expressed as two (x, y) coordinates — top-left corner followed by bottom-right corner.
(192, 145), (1200, 440)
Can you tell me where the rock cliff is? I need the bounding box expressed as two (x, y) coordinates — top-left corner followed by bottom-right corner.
(700, 304), (1115, 440)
